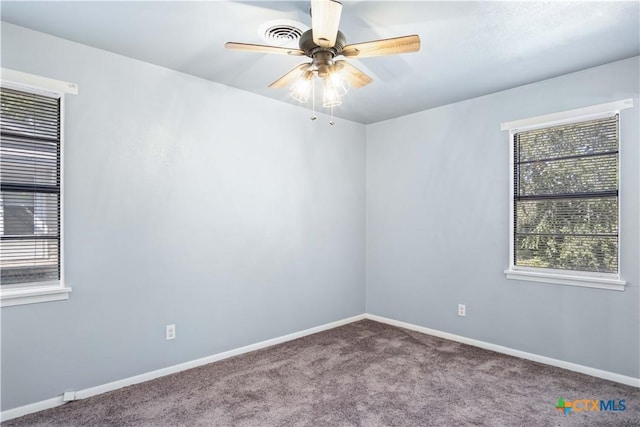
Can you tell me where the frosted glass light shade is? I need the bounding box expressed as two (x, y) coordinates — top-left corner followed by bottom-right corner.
(289, 77), (312, 103)
(329, 72), (350, 97)
(322, 78), (342, 107)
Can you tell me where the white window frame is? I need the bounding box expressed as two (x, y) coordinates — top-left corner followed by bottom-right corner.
(1, 68), (77, 307)
(501, 99), (633, 291)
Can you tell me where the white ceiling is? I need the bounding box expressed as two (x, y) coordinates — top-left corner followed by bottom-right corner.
(1, 1), (638, 124)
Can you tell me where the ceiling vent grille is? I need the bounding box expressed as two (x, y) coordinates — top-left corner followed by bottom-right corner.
(259, 20), (308, 47)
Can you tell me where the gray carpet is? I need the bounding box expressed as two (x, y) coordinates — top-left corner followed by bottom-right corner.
(4, 320), (639, 426)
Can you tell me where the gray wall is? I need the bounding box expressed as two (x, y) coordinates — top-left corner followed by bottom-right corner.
(366, 56), (640, 378)
(0, 23), (366, 410)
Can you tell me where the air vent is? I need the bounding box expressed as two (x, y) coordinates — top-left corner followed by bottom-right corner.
(266, 25), (303, 42)
(259, 20), (309, 48)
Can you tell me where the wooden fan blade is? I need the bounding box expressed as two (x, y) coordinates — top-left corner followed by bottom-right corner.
(342, 35), (420, 58)
(335, 60), (373, 88)
(269, 63), (312, 88)
(225, 42), (304, 56)
(311, 0), (343, 48)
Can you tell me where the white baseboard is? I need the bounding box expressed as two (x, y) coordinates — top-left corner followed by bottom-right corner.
(365, 313), (640, 388)
(0, 314), (365, 422)
(3, 312), (638, 422)
(0, 396), (65, 424)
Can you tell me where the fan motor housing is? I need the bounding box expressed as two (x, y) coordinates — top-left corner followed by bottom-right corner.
(299, 29), (346, 57)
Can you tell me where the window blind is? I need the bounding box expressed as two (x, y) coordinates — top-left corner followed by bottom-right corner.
(1, 87), (61, 285)
(513, 115), (619, 273)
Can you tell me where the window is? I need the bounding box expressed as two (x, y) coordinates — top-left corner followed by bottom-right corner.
(1, 87), (61, 284)
(502, 100), (632, 291)
(0, 69), (76, 307)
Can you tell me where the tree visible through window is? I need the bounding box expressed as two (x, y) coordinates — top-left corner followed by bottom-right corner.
(513, 115), (619, 274)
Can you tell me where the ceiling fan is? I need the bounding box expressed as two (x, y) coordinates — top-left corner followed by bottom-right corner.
(225, 0), (420, 122)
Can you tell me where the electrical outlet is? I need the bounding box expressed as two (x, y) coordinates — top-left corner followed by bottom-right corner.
(166, 324), (176, 340)
(458, 304), (466, 317)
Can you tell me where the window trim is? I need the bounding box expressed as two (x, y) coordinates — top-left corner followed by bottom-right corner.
(502, 99), (633, 291)
(1, 68), (76, 307)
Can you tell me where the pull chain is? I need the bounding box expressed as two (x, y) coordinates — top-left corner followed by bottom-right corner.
(330, 106), (335, 126)
(310, 78), (317, 121)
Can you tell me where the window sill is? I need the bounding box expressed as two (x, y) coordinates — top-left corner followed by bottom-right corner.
(504, 269), (626, 291)
(1, 284), (72, 307)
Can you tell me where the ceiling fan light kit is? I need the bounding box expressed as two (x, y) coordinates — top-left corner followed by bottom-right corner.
(225, 0), (420, 123)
